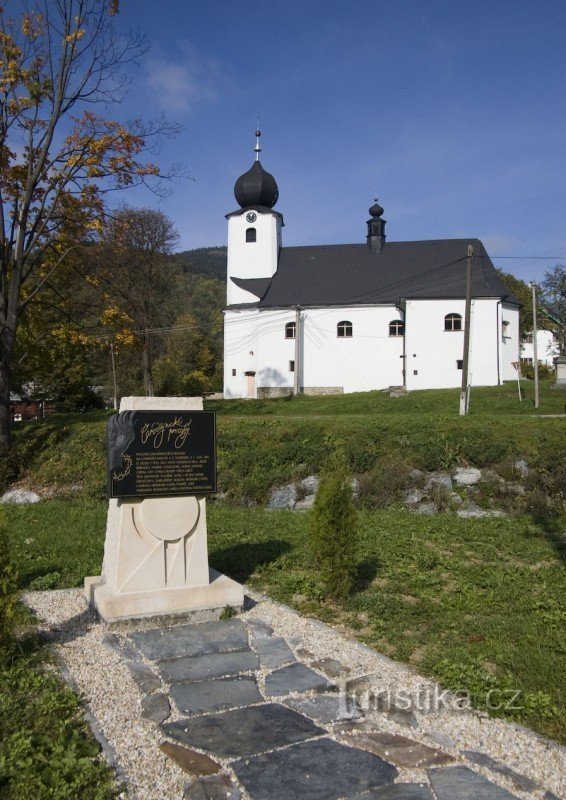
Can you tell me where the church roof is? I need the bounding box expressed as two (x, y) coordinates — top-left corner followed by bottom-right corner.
(229, 238), (520, 308)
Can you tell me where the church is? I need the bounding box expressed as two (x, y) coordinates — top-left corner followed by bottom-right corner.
(223, 132), (520, 399)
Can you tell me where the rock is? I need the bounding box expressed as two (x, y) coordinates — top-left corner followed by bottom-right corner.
(310, 657), (350, 678)
(453, 467), (482, 486)
(481, 469), (504, 484)
(449, 492), (463, 506)
(184, 774), (241, 800)
(425, 473), (452, 492)
(124, 660), (162, 694)
(506, 483), (525, 495)
(170, 676), (262, 715)
(253, 635), (295, 669)
(246, 619), (273, 638)
(160, 741), (220, 776)
(416, 502), (437, 515)
(0, 489), (40, 504)
(158, 649), (259, 683)
(404, 489), (424, 506)
(284, 694), (356, 723)
(264, 662), (331, 696)
(409, 468), (425, 482)
(294, 494), (315, 510)
(514, 459), (531, 478)
(128, 618), (249, 661)
(267, 484), (297, 509)
(141, 691), (170, 723)
(299, 475), (318, 494)
(457, 502), (488, 519)
(351, 477), (360, 495)
(386, 706), (419, 729)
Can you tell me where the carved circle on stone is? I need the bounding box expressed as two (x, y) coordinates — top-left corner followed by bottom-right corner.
(139, 496), (199, 542)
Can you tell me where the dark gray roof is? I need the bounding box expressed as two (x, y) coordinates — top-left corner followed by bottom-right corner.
(234, 160), (279, 209)
(229, 238), (520, 308)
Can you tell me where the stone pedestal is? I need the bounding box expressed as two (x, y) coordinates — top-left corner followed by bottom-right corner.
(85, 396), (243, 622)
(555, 356), (566, 388)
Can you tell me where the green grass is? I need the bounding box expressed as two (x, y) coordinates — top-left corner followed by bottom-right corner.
(4, 498), (565, 743)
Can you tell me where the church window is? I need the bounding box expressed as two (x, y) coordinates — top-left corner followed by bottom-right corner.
(337, 320), (353, 337)
(289, 360), (295, 372)
(444, 313), (462, 331)
(246, 227), (257, 243)
(389, 319), (404, 337)
(232, 369), (236, 376)
(285, 321), (296, 339)
(456, 359), (463, 369)
(502, 320), (510, 338)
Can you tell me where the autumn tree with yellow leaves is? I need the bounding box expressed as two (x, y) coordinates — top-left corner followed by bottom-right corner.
(0, 0), (177, 445)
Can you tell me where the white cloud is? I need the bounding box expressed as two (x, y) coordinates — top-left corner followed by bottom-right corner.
(144, 51), (218, 113)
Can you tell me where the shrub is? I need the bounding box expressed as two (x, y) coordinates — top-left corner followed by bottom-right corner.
(358, 456), (413, 508)
(0, 444), (21, 494)
(0, 508), (18, 649)
(308, 450), (357, 599)
(521, 362), (553, 381)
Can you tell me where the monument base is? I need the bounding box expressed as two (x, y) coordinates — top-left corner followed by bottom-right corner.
(85, 568), (244, 624)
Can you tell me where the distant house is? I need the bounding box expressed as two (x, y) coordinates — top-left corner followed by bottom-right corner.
(9, 392), (54, 422)
(520, 329), (560, 367)
(223, 132), (520, 398)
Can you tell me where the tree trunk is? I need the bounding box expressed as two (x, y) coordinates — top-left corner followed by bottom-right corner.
(0, 350), (12, 448)
(142, 331), (154, 396)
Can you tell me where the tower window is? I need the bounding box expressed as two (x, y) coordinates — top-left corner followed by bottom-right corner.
(456, 360), (463, 369)
(232, 369), (236, 376)
(502, 320), (510, 338)
(285, 321), (296, 339)
(246, 227), (256, 243)
(289, 360), (295, 372)
(444, 313), (462, 331)
(389, 319), (404, 337)
(337, 320), (353, 338)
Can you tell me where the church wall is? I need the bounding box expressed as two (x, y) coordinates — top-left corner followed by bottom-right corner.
(404, 298), (503, 390)
(223, 309), (260, 398)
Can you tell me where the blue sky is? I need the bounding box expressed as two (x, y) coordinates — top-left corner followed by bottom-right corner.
(112, 0), (566, 282)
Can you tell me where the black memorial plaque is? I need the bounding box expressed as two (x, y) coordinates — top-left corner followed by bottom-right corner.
(107, 410), (216, 499)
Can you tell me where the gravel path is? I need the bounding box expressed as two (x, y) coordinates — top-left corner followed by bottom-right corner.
(23, 588), (565, 800)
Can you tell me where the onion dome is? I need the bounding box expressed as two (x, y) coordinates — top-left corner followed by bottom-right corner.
(234, 160), (279, 209)
(369, 199), (384, 217)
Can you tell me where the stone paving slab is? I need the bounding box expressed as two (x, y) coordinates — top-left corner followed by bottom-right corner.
(169, 675), (262, 715)
(264, 662), (333, 696)
(129, 619), (249, 661)
(252, 635), (295, 669)
(350, 785), (434, 799)
(462, 749), (539, 793)
(337, 730), (453, 768)
(141, 691), (170, 723)
(283, 693), (356, 723)
(184, 774), (242, 799)
(124, 660), (162, 693)
(159, 741), (221, 776)
(158, 649), (259, 683)
(428, 766), (520, 799)
(231, 737), (398, 800)
(161, 702), (325, 759)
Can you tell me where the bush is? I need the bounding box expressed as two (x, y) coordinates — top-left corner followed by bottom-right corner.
(358, 457), (414, 508)
(0, 444), (21, 494)
(308, 450), (357, 599)
(0, 508), (18, 649)
(521, 362), (553, 381)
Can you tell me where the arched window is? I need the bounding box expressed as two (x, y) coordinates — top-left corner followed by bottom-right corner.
(389, 319), (404, 337)
(444, 313), (462, 331)
(337, 320), (353, 338)
(246, 227), (256, 243)
(502, 320), (510, 338)
(285, 321), (296, 339)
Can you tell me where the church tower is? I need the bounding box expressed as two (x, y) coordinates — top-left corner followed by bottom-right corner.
(226, 130), (283, 305)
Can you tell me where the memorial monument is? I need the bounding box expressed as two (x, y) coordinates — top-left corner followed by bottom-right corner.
(85, 397), (244, 622)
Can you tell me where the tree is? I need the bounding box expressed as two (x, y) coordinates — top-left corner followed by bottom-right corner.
(309, 450), (358, 599)
(0, 1), (176, 445)
(88, 208), (180, 395)
(154, 312), (219, 396)
(540, 265), (565, 354)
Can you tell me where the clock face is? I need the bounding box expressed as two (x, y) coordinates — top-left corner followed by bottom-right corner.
(246, 212), (257, 223)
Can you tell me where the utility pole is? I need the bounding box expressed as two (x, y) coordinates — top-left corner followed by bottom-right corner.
(531, 282), (539, 409)
(110, 341), (118, 410)
(459, 244), (474, 416)
(294, 306), (301, 395)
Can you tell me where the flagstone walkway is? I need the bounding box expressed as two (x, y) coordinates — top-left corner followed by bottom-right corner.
(25, 590), (564, 800)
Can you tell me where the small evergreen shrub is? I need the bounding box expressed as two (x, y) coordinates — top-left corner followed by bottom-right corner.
(308, 450), (357, 599)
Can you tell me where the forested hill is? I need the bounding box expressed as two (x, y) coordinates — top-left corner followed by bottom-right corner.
(173, 247), (227, 280)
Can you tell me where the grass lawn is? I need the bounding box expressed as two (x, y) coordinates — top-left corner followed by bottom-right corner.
(4, 498), (565, 744)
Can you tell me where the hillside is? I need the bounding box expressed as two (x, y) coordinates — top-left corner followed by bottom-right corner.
(173, 246), (227, 281)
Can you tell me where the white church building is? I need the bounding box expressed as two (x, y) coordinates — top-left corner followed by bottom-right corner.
(223, 133), (520, 399)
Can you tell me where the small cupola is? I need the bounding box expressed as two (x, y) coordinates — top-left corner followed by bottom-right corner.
(234, 129), (279, 209)
(366, 198), (386, 253)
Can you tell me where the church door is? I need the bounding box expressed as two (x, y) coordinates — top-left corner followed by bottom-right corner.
(245, 371), (256, 399)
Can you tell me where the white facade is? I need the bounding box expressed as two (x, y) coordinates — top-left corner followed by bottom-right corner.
(223, 300), (520, 398)
(226, 208), (281, 305)
(520, 329), (559, 366)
